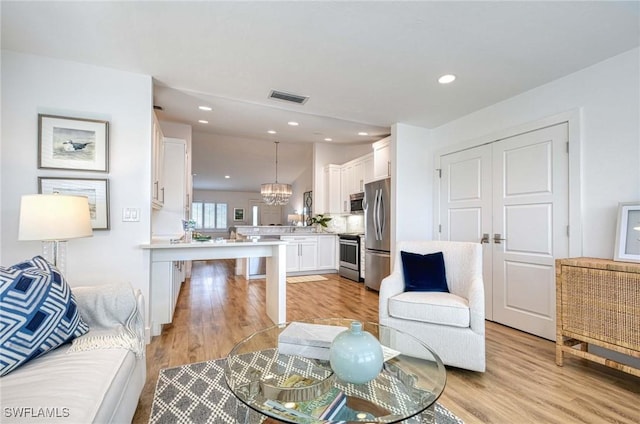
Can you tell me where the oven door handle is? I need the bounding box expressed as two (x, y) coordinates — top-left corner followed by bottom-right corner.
(340, 240), (358, 246)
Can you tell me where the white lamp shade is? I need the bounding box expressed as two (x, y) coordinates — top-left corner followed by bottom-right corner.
(19, 194), (93, 241)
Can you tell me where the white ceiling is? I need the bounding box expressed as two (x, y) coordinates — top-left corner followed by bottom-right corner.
(2, 1), (639, 191)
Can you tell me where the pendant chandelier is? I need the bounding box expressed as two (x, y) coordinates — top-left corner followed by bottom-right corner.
(261, 141), (292, 205)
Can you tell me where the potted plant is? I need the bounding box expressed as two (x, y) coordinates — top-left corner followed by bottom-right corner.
(311, 214), (332, 232)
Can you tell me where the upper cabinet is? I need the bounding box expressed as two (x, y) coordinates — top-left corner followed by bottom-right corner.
(323, 164), (342, 214)
(152, 137), (191, 238)
(340, 153), (373, 212)
(363, 153), (374, 185)
(372, 137), (391, 181)
(321, 152), (375, 214)
(152, 113), (165, 210)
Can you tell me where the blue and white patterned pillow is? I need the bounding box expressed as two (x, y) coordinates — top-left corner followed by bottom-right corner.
(0, 256), (89, 376)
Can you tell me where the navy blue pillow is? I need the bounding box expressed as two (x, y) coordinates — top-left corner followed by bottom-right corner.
(401, 251), (449, 292)
(0, 256), (89, 376)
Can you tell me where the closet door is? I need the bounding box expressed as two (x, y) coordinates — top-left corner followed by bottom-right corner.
(439, 123), (569, 339)
(491, 123), (569, 340)
(440, 145), (493, 319)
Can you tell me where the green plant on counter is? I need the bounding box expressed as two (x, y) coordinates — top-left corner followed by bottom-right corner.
(311, 214), (332, 228)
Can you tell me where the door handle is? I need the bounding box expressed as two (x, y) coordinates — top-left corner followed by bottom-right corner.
(481, 233), (490, 244)
(494, 233), (506, 244)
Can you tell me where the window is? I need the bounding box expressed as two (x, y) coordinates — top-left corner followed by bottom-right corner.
(192, 202), (227, 230)
(252, 205), (259, 226)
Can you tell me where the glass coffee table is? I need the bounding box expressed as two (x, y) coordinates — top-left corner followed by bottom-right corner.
(224, 318), (446, 423)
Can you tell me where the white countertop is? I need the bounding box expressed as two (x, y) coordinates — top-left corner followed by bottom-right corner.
(141, 239), (286, 249)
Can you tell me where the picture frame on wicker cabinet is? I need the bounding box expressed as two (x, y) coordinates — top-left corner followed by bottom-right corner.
(613, 201), (640, 263)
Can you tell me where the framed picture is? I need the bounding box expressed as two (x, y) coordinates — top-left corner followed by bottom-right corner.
(234, 208), (245, 221)
(613, 201), (640, 263)
(39, 177), (110, 230)
(38, 114), (109, 172)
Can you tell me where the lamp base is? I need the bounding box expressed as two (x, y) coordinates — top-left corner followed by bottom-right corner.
(41, 240), (67, 274)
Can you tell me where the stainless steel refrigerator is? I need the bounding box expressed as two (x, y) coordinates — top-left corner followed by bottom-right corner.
(364, 177), (391, 291)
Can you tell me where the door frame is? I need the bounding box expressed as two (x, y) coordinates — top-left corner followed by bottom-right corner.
(433, 109), (583, 258)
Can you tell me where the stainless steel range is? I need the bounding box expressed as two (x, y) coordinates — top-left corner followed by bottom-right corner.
(338, 233), (362, 282)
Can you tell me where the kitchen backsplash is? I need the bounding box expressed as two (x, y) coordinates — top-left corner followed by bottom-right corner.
(328, 214), (364, 234)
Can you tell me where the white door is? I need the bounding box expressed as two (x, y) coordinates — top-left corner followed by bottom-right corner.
(440, 145), (493, 319)
(492, 124), (569, 339)
(439, 123), (569, 340)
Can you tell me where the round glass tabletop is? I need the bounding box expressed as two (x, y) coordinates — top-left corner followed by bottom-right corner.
(224, 318), (446, 423)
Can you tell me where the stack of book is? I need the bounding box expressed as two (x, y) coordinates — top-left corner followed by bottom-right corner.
(277, 322), (347, 360)
(263, 386), (346, 422)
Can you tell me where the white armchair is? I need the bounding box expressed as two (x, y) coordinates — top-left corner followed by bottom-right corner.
(379, 240), (485, 372)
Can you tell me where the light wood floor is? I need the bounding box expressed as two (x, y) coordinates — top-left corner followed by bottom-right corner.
(133, 260), (640, 423)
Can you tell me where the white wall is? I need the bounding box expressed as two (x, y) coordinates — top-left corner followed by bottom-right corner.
(1, 51), (153, 315)
(391, 123), (433, 250)
(430, 48), (640, 259)
(289, 164), (313, 217)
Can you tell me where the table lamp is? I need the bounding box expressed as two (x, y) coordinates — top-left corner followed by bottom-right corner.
(287, 214), (302, 226)
(18, 194), (93, 274)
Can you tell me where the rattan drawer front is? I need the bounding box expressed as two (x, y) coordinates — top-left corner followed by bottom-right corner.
(561, 265), (640, 351)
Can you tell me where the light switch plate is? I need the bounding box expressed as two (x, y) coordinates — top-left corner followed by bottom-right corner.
(122, 208), (140, 222)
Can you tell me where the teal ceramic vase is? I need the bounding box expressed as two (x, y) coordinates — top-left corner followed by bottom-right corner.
(329, 321), (383, 384)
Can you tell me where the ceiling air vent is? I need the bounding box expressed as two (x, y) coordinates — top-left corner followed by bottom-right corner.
(268, 90), (309, 105)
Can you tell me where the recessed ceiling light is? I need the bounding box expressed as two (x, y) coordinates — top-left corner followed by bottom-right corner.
(438, 74), (456, 84)
(358, 132), (368, 136)
(224, 175), (230, 179)
(324, 138), (333, 142)
(267, 130), (277, 134)
(288, 121), (299, 126)
(198, 120), (209, 124)
(198, 106), (212, 111)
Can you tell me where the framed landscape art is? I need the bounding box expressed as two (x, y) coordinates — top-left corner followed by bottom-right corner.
(39, 177), (110, 230)
(613, 201), (640, 263)
(234, 208), (245, 221)
(38, 114), (109, 172)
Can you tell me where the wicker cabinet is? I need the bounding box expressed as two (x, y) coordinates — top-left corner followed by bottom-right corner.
(556, 257), (640, 377)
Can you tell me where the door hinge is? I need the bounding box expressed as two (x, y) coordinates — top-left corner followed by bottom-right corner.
(436, 169), (442, 178)
(438, 224), (442, 233)
(566, 142), (569, 153)
(566, 225), (570, 237)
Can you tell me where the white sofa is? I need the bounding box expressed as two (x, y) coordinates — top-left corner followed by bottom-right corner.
(379, 240), (486, 372)
(0, 285), (146, 423)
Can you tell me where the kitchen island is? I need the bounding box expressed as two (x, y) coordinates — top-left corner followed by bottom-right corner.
(142, 239), (287, 336)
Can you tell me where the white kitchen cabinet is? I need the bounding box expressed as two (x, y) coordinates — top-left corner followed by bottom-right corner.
(317, 235), (338, 270)
(151, 113), (165, 209)
(282, 236), (318, 272)
(322, 152), (375, 214)
(151, 260), (186, 325)
(340, 165), (351, 213)
(372, 136), (391, 181)
(340, 155), (370, 212)
(152, 138), (190, 238)
(353, 160), (365, 193)
(363, 153), (374, 184)
(323, 164), (342, 214)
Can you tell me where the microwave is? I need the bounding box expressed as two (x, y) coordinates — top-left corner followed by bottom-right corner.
(350, 192), (365, 214)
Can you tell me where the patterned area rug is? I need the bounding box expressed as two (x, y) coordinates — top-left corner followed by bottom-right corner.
(286, 275), (329, 283)
(150, 358), (463, 424)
